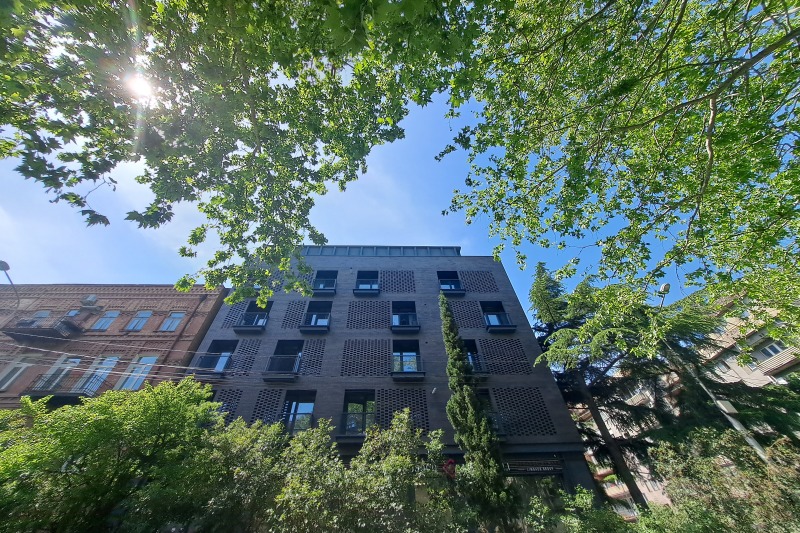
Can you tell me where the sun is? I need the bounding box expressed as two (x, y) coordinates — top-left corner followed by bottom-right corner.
(127, 74), (153, 99)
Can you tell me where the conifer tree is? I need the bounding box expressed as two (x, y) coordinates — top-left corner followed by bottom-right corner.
(439, 293), (519, 529)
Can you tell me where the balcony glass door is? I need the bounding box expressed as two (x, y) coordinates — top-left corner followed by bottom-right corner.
(80, 356), (119, 394)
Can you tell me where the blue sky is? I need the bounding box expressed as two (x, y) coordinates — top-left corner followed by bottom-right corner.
(0, 94), (689, 318)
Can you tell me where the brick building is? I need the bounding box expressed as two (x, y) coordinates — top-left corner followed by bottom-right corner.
(0, 284), (225, 409)
(189, 245), (594, 492)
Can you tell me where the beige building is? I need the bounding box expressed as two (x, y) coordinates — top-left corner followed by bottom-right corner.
(0, 284), (225, 409)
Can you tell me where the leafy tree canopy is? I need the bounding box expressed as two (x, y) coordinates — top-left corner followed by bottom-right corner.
(444, 0), (800, 325)
(4, 0), (798, 320)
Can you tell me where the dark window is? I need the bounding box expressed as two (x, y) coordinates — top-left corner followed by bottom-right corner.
(393, 340), (420, 372)
(65, 309), (80, 317)
(268, 340), (304, 372)
(463, 339), (485, 372)
(355, 271), (379, 290)
(313, 270), (338, 290)
(282, 391), (316, 435)
(438, 271), (462, 290)
(198, 340), (238, 372)
(342, 391), (376, 435)
(304, 301), (332, 326)
(391, 301), (418, 326)
(480, 301), (513, 326)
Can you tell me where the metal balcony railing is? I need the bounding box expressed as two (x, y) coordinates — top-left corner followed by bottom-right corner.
(302, 312), (330, 327)
(1, 315), (82, 341)
(439, 279), (463, 290)
(23, 373), (108, 398)
(355, 280), (379, 290)
(265, 355), (301, 373)
(484, 313), (513, 326)
(312, 278), (337, 290)
(238, 312), (269, 327)
(393, 354), (422, 373)
(340, 412), (376, 436)
(392, 313), (418, 326)
(284, 413), (314, 435)
(467, 353), (488, 374)
(195, 354), (231, 374)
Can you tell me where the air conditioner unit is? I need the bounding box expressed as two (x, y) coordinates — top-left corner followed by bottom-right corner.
(80, 294), (98, 307)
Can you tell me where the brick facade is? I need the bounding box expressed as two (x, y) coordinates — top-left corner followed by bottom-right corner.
(0, 284), (225, 409)
(190, 246), (595, 492)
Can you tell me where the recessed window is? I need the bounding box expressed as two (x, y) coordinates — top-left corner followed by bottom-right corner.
(90, 311), (120, 331)
(0, 358), (32, 391)
(267, 340), (304, 372)
(65, 309), (80, 317)
(391, 302), (418, 325)
(760, 340), (787, 359)
(481, 301), (516, 332)
(715, 359), (731, 373)
(282, 391), (316, 435)
(341, 391), (376, 435)
(438, 271), (462, 291)
(304, 301), (332, 326)
(159, 312), (185, 332)
(355, 271), (379, 290)
(393, 340), (420, 372)
(119, 356), (158, 390)
(17, 310), (50, 328)
(197, 340), (238, 373)
(463, 339), (487, 374)
(312, 270), (338, 292)
(125, 311), (152, 331)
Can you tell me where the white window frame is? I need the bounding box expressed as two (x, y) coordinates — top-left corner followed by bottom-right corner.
(0, 356), (35, 391)
(80, 356), (120, 394)
(159, 312), (185, 332)
(117, 356), (158, 390)
(125, 311), (152, 331)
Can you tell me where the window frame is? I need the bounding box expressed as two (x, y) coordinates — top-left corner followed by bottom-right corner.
(90, 310), (120, 331)
(124, 310), (153, 332)
(158, 312), (186, 332)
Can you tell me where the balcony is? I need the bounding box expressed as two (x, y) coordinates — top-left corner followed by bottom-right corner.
(284, 413), (314, 435)
(467, 353), (489, 381)
(262, 355), (301, 382)
(757, 346), (799, 375)
(311, 278), (336, 296)
(483, 312), (517, 333)
(298, 312), (330, 334)
(23, 373), (111, 405)
(232, 312), (269, 334)
(391, 313), (420, 333)
(353, 279), (380, 297)
(391, 355), (425, 382)
(193, 354), (231, 378)
(337, 411), (376, 441)
(439, 279), (466, 297)
(1, 315), (82, 342)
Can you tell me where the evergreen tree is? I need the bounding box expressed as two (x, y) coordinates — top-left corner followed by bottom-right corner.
(439, 293), (519, 530)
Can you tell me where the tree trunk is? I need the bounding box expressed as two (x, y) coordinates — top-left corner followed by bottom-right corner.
(575, 372), (650, 509)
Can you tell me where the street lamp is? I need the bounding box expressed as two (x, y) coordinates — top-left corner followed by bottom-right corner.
(0, 260), (21, 311)
(656, 283), (768, 461)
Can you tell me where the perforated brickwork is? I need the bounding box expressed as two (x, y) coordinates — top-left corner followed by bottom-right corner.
(282, 301), (307, 329)
(229, 339), (261, 375)
(299, 339), (324, 375)
(215, 389), (243, 424)
(380, 271), (416, 293)
(221, 302), (247, 328)
(459, 271), (499, 293)
(341, 339), (391, 376)
(449, 300), (485, 328)
(346, 300), (391, 329)
(377, 388), (429, 430)
(492, 387), (556, 436)
(477, 338), (532, 374)
(250, 389), (283, 424)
